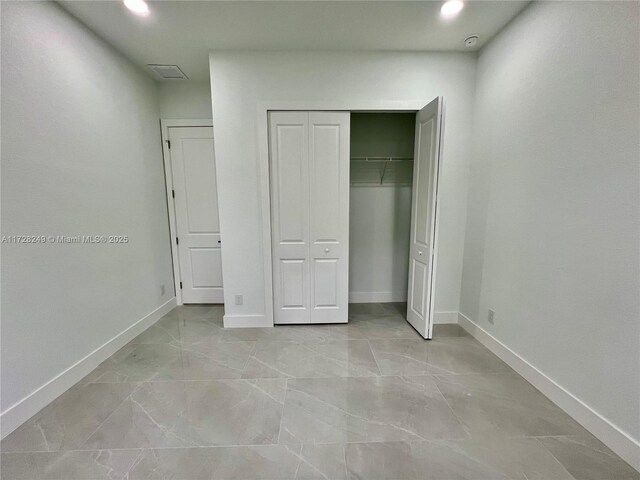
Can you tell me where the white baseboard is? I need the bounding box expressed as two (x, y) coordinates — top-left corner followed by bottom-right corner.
(348, 291), (407, 303)
(223, 314), (271, 328)
(225, 310), (458, 328)
(458, 312), (640, 472)
(0, 297), (177, 439)
(434, 311), (459, 324)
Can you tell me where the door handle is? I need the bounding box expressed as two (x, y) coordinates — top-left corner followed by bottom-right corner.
(324, 248), (330, 253)
(418, 251), (423, 256)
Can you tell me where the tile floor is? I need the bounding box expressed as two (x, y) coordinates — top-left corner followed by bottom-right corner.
(1, 303), (637, 479)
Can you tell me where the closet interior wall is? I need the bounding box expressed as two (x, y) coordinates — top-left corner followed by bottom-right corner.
(349, 113), (416, 304)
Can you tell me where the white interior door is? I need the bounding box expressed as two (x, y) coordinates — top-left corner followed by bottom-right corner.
(269, 111), (350, 324)
(407, 97), (444, 339)
(169, 126), (223, 304)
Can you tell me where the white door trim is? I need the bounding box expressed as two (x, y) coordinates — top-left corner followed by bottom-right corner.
(257, 101), (436, 327)
(160, 119), (214, 306)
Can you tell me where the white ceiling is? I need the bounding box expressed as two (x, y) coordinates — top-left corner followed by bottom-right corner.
(59, 0), (530, 81)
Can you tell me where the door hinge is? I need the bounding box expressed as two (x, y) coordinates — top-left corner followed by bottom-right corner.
(172, 189), (175, 198)
(176, 237), (179, 245)
(179, 281), (182, 289)
(166, 140), (171, 149)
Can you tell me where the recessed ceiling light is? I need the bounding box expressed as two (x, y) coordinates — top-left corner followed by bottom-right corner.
(123, 0), (149, 17)
(441, 0), (464, 19)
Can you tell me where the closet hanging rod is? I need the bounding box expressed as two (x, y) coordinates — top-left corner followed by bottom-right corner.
(350, 183), (413, 187)
(350, 156), (413, 162)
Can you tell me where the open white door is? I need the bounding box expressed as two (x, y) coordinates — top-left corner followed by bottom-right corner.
(406, 97), (444, 339)
(169, 126), (223, 304)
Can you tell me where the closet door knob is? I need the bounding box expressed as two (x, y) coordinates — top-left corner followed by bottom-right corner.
(418, 251), (423, 256)
(325, 248), (330, 253)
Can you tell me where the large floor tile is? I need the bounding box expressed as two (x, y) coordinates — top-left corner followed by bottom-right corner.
(88, 343), (185, 382)
(425, 337), (512, 374)
(296, 443), (348, 480)
(244, 377), (288, 403)
(380, 302), (408, 316)
(279, 376), (467, 444)
(344, 437), (575, 480)
(434, 373), (588, 439)
(82, 379), (285, 449)
(346, 313), (405, 325)
(345, 442), (418, 479)
(411, 437), (575, 480)
(130, 305), (225, 346)
(369, 337), (511, 375)
(128, 445), (302, 480)
(0, 383), (136, 452)
(162, 304), (224, 323)
(214, 326), (274, 342)
(367, 339), (429, 376)
(242, 340), (380, 378)
(539, 435), (640, 479)
(181, 339), (255, 380)
(217, 324), (340, 343)
(176, 316), (226, 345)
(331, 316), (421, 340)
(0, 449), (141, 480)
(128, 315), (181, 345)
(348, 303), (389, 316)
(127, 447), (215, 480)
(432, 323), (470, 338)
(270, 325), (345, 343)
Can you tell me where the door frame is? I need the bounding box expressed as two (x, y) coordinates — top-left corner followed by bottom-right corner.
(160, 118), (214, 306)
(257, 100), (443, 327)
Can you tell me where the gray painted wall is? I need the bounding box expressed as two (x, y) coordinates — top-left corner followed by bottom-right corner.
(1, 1), (173, 417)
(460, 0), (640, 444)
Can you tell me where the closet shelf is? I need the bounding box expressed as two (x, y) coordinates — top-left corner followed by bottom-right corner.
(350, 156), (413, 162)
(350, 157), (414, 186)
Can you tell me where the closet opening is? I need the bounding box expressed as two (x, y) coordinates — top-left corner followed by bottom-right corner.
(349, 112), (416, 323)
(267, 98), (444, 338)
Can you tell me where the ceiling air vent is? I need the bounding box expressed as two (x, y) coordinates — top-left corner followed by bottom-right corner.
(147, 64), (188, 80)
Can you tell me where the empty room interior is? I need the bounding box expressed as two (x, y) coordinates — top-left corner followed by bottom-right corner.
(1, 1), (639, 479)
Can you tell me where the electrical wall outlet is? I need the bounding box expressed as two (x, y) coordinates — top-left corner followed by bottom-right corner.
(488, 309), (495, 324)
(235, 294), (243, 306)
(160, 284), (165, 296)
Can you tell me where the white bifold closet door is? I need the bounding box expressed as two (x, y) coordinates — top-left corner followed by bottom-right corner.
(269, 111), (350, 324)
(407, 97), (444, 339)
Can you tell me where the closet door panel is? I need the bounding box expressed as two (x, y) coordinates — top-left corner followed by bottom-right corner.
(413, 117), (436, 247)
(407, 97), (444, 339)
(309, 112), (350, 324)
(410, 260), (427, 314)
(270, 112), (311, 324)
(310, 125), (341, 241)
(281, 259), (307, 308)
(313, 258), (339, 307)
(276, 125), (307, 242)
